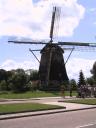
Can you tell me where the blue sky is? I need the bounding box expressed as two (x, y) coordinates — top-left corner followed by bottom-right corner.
(0, 0), (96, 80)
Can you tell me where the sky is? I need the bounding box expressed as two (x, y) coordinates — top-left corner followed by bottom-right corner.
(0, 0), (96, 80)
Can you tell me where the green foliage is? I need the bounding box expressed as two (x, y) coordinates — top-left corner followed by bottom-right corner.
(90, 61), (96, 86)
(78, 70), (86, 87)
(30, 70), (39, 81)
(6, 71), (15, 90)
(9, 69), (28, 92)
(87, 62), (96, 86)
(16, 69), (25, 74)
(86, 77), (94, 86)
(0, 69), (7, 82)
(0, 80), (7, 91)
(0, 68), (40, 92)
(62, 81), (69, 90)
(26, 81), (39, 91)
(91, 61), (96, 79)
(69, 79), (77, 90)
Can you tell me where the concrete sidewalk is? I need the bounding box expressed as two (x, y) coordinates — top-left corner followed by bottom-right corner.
(0, 97), (96, 120)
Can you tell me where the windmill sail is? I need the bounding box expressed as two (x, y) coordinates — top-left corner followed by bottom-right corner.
(50, 7), (57, 42)
(58, 42), (96, 47)
(8, 40), (47, 44)
(58, 42), (96, 51)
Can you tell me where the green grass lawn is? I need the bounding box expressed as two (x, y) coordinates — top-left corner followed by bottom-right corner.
(0, 91), (59, 99)
(0, 91), (77, 99)
(0, 103), (64, 114)
(64, 98), (96, 105)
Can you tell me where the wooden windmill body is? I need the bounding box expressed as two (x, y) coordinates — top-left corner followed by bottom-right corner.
(39, 43), (68, 86)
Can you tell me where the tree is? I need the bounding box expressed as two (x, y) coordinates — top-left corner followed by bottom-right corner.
(86, 77), (94, 86)
(6, 70), (15, 90)
(10, 69), (28, 92)
(91, 61), (96, 80)
(0, 69), (7, 82)
(69, 79), (77, 90)
(16, 69), (25, 74)
(78, 70), (86, 87)
(0, 69), (10, 90)
(30, 70), (39, 81)
(89, 61), (96, 86)
(0, 80), (7, 91)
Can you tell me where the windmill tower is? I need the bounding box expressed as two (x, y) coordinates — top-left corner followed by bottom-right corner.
(39, 43), (68, 87)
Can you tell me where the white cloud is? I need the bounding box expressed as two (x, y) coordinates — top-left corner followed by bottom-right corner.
(0, 58), (95, 81)
(66, 58), (95, 80)
(0, 59), (39, 71)
(0, 0), (85, 39)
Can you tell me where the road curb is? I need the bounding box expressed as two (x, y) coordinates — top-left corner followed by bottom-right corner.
(0, 106), (96, 120)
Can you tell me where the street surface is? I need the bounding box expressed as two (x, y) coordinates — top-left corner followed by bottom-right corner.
(0, 108), (96, 128)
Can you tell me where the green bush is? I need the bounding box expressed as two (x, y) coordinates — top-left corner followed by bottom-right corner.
(9, 73), (27, 92)
(0, 80), (7, 91)
(27, 81), (39, 91)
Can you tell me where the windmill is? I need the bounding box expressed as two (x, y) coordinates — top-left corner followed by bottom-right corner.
(8, 6), (96, 90)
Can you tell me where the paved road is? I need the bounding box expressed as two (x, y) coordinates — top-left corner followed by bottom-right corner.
(0, 109), (96, 128)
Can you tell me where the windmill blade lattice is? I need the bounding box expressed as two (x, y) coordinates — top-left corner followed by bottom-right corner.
(58, 41), (96, 52)
(8, 40), (47, 45)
